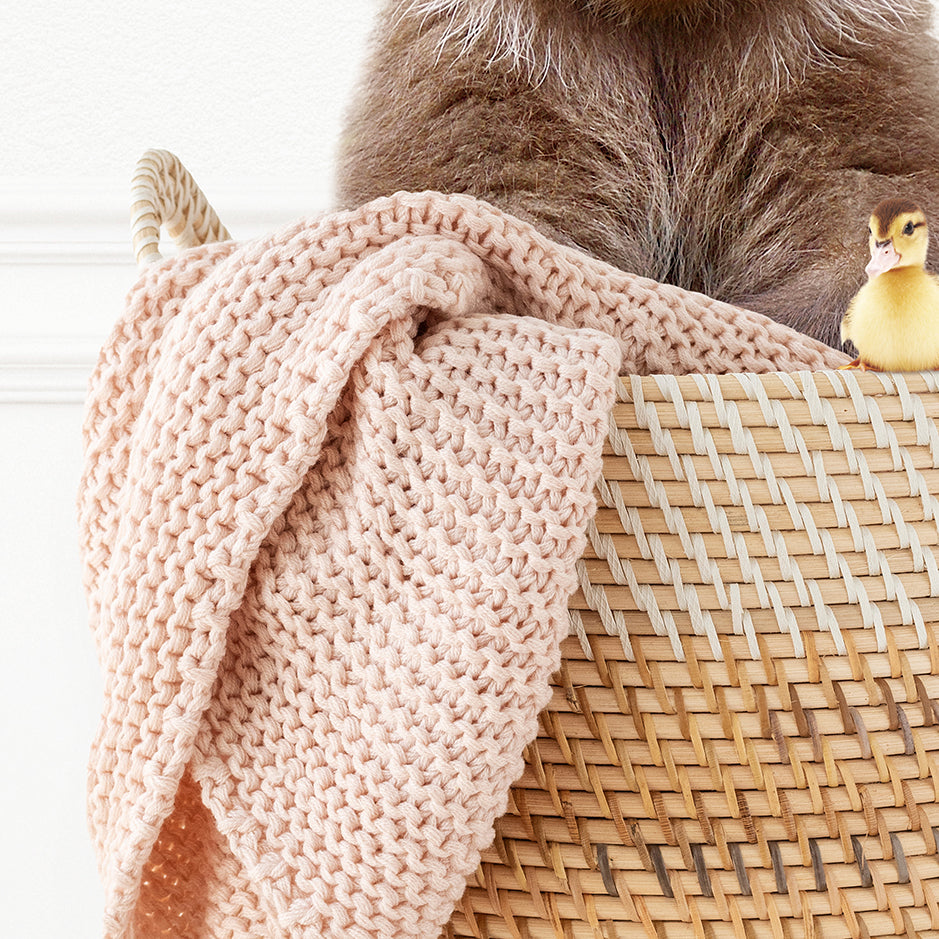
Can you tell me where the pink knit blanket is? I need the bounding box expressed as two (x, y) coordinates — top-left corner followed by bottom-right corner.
(78, 192), (846, 939)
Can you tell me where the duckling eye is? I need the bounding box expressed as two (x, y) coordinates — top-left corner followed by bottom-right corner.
(904, 221), (915, 236)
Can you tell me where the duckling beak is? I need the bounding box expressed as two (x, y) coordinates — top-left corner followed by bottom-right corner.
(866, 240), (901, 278)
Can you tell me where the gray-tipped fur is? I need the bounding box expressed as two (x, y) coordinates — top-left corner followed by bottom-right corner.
(338, 0), (939, 347)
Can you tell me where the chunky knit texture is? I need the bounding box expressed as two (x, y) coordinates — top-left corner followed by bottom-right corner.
(78, 192), (848, 939)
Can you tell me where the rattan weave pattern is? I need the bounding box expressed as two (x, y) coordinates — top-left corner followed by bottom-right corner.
(444, 370), (939, 939)
(128, 155), (939, 936)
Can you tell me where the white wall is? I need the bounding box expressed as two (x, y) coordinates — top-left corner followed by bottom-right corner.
(0, 3), (378, 936)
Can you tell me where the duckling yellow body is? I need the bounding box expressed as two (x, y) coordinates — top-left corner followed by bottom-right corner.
(841, 199), (939, 372)
(843, 268), (939, 371)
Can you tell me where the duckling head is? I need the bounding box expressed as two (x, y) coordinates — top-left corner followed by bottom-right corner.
(866, 198), (929, 278)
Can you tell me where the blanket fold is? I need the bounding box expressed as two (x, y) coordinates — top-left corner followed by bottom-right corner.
(78, 192), (846, 939)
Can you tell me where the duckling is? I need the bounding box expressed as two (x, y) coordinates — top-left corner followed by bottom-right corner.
(840, 199), (939, 371)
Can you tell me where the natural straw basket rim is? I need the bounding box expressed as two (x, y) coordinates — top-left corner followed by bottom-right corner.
(579, 369), (939, 671)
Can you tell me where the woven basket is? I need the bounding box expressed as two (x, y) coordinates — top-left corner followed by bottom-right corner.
(131, 151), (939, 939)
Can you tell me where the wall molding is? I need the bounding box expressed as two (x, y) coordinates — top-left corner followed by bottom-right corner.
(0, 170), (332, 403)
(0, 172), (332, 266)
(0, 175), (129, 266)
(0, 336), (101, 404)
(1, 241), (131, 266)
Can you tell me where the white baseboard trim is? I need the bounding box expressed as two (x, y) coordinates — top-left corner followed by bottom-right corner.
(0, 168), (332, 403)
(0, 175), (131, 268)
(0, 242), (131, 266)
(0, 171), (331, 267)
(0, 336), (100, 405)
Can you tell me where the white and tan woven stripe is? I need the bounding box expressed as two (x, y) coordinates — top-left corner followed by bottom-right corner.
(575, 370), (939, 663)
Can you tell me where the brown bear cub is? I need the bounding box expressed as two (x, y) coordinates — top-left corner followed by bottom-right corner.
(338, 0), (939, 349)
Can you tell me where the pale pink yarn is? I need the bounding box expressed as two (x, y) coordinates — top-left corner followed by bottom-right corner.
(78, 192), (847, 939)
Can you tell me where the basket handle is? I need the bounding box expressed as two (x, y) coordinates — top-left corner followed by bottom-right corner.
(130, 149), (232, 267)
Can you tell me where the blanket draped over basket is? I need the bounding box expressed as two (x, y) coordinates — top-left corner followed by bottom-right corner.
(77, 191), (846, 939)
